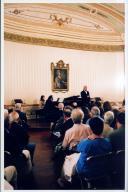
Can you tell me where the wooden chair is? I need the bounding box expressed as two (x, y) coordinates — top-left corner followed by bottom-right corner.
(111, 150), (125, 189)
(81, 152), (114, 189)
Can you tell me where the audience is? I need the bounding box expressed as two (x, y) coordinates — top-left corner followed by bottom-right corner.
(102, 111), (114, 137)
(4, 94), (125, 190)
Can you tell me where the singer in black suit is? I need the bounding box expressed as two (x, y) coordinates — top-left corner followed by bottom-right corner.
(81, 85), (90, 107)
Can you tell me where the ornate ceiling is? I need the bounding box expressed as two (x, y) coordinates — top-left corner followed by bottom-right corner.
(4, 3), (124, 52)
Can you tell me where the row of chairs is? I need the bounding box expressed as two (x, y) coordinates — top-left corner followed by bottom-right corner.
(80, 150), (125, 189)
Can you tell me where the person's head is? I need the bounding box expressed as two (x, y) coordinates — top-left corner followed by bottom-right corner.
(90, 106), (100, 117)
(48, 95), (53, 101)
(63, 107), (72, 120)
(56, 70), (61, 76)
(72, 102), (78, 109)
(83, 85), (87, 91)
(4, 109), (9, 120)
(104, 111), (114, 125)
(95, 101), (102, 108)
(103, 101), (112, 112)
(40, 95), (45, 101)
(89, 117), (104, 135)
(116, 112), (125, 129)
(15, 103), (22, 111)
(71, 108), (84, 124)
(4, 109), (9, 129)
(9, 111), (19, 124)
(122, 99), (125, 106)
(58, 102), (64, 110)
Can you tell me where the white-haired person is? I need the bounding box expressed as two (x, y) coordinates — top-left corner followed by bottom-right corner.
(5, 111), (32, 175)
(86, 106), (104, 125)
(102, 111), (114, 137)
(15, 103), (27, 123)
(62, 108), (91, 150)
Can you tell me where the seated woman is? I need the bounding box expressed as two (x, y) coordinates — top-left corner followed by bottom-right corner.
(39, 95), (45, 109)
(62, 108), (91, 150)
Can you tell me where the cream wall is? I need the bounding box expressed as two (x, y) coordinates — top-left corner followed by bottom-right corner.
(4, 41), (124, 105)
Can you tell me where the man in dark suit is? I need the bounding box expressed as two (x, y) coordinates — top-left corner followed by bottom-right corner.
(81, 85), (90, 107)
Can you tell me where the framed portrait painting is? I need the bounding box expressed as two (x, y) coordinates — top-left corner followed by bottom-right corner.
(51, 60), (69, 92)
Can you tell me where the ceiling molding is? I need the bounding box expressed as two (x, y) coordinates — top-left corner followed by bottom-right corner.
(4, 32), (124, 52)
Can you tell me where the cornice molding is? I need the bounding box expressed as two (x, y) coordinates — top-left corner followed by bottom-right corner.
(4, 32), (124, 52)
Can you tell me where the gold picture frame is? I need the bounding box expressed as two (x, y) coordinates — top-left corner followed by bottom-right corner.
(51, 60), (69, 92)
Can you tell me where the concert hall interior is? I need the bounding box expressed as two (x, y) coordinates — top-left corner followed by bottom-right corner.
(3, 2), (126, 191)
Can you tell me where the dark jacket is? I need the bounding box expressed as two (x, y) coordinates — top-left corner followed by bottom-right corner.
(81, 90), (90, 106)
(109, 126), (125, 151)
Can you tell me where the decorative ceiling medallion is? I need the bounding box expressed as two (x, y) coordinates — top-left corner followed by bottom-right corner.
(90, 8), (97, 15)
(50, 14), (72, 26)
(4, 32), (124, 52)
(9, 9), (24, 15)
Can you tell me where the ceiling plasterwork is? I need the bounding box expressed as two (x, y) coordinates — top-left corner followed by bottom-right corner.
(4, 3), (124, 52)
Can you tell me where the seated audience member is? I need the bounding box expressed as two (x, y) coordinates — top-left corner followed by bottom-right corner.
(86, 106), (103, 125)
(51, 102), (64, 123)
(15, 103), (27, 123)
(109, 112), (125, 151)
(62, 108), (91, 150)
(9, 111), (29, 151)
(75, 117), (112, 178)
(44, 95), (54, 112)
(4, 166), (17, 189)
(102, 111), (114, 137)
(95, 101), (104, 118)
(39, 95), (45, 109)
(81, 85), (90, 107)
(119, 99), (125, 112)
(103, 101), (112, 113)
(4, 111), (32, 174)
(81, 106), (90, 124)
(111, 108), (120, 129)
(52, 106), (73, 146)
(43, 95), (55, 120)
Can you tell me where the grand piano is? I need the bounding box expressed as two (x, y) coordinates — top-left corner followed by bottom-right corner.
(63, 95), (82, 106)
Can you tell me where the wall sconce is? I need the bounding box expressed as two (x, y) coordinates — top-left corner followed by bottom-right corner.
(50, 14), (72, 26)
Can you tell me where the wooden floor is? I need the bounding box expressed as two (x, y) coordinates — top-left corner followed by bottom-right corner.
(22, 119), (59, 190)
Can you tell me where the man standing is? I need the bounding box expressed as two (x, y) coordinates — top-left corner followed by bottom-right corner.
(81, 85), (90, 107)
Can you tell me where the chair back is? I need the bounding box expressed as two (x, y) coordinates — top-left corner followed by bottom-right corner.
(111, 150), (125, 189)
(86, 152), (113, 179)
